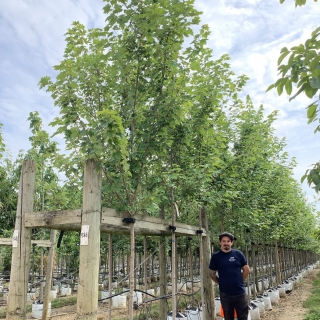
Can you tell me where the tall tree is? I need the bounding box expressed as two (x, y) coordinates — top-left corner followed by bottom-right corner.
(268, 0), (320, 192)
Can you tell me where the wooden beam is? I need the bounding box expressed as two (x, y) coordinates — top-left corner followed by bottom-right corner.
(25, 209), (82, 230)
(7, 160), (36, 320)
(0, 238), (11, 246)
(101, 208), (206, 236)
(25, 207), (206, 237)
(0, 238), (51, 247)
(77, 159), (102, 320)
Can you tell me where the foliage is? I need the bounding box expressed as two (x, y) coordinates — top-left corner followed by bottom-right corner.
(280, 0), (318, 6)
(34, 0), (320, 255)
(0, 0), (318, 272)
(269, 1), (320, 192)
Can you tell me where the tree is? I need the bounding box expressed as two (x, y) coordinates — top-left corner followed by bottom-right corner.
(268, 0), (320, 192)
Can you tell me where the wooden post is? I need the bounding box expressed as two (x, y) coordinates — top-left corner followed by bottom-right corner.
(77, 159), (102, 320)
(42, 230), (57, 320)
(201, 207), (215, 320)
(7, 160), (36, 320)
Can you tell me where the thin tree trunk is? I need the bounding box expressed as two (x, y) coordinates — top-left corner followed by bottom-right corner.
(127, 221), (135, 320)
(42, 230), (57, 320)
(108, 234), (112, 320)
(171, 186), (177, 320)
(159, 205), (167, 320)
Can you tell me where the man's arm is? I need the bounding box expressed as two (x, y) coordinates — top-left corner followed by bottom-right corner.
(209, 269), (219, 284)
(242, 264), (250, 281)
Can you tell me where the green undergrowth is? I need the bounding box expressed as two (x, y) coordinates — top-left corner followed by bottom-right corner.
(0, 296), (77, 318)
(303, 270), (320, 320)
(0, 290), (202, 319)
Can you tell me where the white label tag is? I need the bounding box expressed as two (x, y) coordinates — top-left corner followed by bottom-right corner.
(12, 230), (19, 248)
(80, 225), (90, 246)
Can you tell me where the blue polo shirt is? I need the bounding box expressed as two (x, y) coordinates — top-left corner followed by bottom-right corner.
(209, 249), (247, 295)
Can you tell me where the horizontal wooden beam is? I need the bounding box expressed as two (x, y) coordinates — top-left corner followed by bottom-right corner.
(0, 238), (52, 247)
(24, 208), (206, 237)
(25, 209), (82, 231)
(101, 208), (206, 236)
(0, 238), (11, 246)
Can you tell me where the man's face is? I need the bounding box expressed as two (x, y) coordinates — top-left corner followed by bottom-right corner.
(220, 236), (233, 252)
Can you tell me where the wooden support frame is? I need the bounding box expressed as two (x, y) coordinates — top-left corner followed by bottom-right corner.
(24, 207), (206, 237)
(0, 238), (52, 247)
(6, 160), (36, 320)
(5, 159), (211, 320)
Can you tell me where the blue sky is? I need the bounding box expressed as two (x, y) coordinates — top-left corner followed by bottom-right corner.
(0, 0), (319, 208)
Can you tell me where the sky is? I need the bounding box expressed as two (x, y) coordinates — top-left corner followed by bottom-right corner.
(0, 0), (319, 208)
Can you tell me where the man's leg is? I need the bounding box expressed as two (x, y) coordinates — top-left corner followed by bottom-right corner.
(234, 293), (248, 320)
(220, 293), (235, 320)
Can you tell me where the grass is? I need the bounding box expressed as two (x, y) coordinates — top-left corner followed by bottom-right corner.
(0, 296), (77, 318)
(0, 287), (202, 319)
(303, 269), (320, 320)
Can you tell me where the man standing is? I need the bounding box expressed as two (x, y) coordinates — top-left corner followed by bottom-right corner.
(209, 232), (250, 320)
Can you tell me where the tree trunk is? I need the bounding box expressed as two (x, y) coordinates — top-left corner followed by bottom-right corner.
(159, 205), (167, 320)
(42, 230), (57, 320)
(127, 221), (135, 320)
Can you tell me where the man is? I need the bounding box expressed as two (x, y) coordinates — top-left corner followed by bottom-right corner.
(209, 232), (250, 320)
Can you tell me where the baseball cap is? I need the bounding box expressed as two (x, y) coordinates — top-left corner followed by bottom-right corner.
(219, 232), (234, 241)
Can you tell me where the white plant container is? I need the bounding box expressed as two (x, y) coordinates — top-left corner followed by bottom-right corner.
(249, 302), (260, 320)
(267, 289), (279, 305)
(101, 290), (114, 300)
(147, 288), (155, 296)
(112, 295), (126, 308)
(32, 302), (51, 319)
(214, 297), (221, 316)
(50, 289), (57, 299)
(60, 286), (70, 297)
(133, 291), (142, 304)
(167, 311), (187, 319)
(185, 307), (202, 320)
(253, 298), (265, 316)
(278, 285), (286, 298)
(261, 294), (272, 311)
(52, 285), (59, 294)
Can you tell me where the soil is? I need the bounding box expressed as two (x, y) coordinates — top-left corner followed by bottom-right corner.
(2, 267), (318, 319)
(260, 267), (319, 320)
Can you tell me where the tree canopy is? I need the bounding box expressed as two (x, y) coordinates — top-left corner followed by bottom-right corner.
(0, 0), (319, 271)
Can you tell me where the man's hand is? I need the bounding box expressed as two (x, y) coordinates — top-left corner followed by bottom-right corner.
(209, 269), (219, 284)
(242, 265), (250, 281)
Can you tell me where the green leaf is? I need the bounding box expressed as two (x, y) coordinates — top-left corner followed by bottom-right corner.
(266, 83), (275, 92)
(307, 103), (317, 119)
(277, 78), (287, 95)
(285, 79), (292, 95)
(278, 50), (290, 66)
(310, 77), (320, 89)
(289, 83), (307, 101)
(305, 83), (318, 98)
